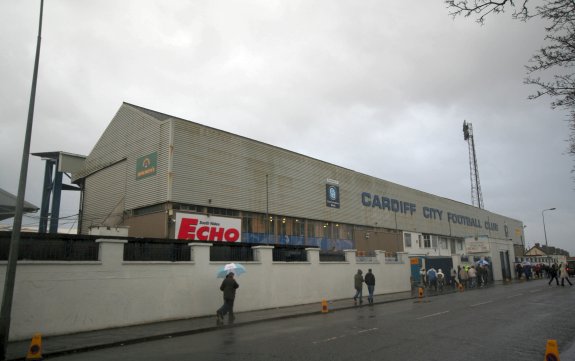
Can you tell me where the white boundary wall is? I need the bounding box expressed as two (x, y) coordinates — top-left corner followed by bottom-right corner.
(0, 240), (410, 341)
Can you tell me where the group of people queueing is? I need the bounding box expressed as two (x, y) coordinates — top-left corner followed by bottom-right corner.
(420, 264), (491, 291)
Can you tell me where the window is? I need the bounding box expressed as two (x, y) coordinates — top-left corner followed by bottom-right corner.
(431, 235), (438, 248)
(269, 215), (276, 236)
(404, 233), (412, 248)
(307, 220), (324, 239)
(440, 237), (448, 249)
(423, 234), (431, 248)
(294, 219), (305, 237)
(457, 240), (464, 250)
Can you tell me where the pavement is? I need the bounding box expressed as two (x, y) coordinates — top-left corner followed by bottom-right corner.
(7, 287), (428, 360)
(7, 282), (502, 360)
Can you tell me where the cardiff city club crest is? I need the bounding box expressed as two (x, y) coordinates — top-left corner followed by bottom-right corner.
(326, 184), (340, 208)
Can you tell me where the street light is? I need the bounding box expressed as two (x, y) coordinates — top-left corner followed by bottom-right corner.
(542, 207), (556, 264)
(0, 1), (44, 358)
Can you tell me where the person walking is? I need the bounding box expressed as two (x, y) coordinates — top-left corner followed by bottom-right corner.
(515, 263), (523, 280)
(436, 269), (445, 292)
(419, 268), (427, 287)
(216, 272), (239, 325)
(427, 267), (438, 292)
(548, 263), (560, 286)
(451, 268), (458, 289)
(364, 269), (376, 304)
(353, 269), (364, 305)
(560, 263), (573, 287)
(468, 266), (477, 288)
(459, 266), (469, 289)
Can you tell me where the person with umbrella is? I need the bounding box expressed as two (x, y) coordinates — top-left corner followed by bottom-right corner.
(216, 271), (239, 325)
(559, 262), (573, 287)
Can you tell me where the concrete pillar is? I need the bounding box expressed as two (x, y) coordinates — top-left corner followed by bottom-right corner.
(188, 243), (212, 266)
(253, 245), (274, 265)
(306, 248), (320, 264)
(375, 250), (386, 264)
(96, 239), (127, 267)
(344, 249), (356, 264)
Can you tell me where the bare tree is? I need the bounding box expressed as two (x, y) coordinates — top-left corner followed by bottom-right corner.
(446, 0), (575, 175)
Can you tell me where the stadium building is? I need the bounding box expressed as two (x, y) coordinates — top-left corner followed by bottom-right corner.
(71, 103), (524, 278)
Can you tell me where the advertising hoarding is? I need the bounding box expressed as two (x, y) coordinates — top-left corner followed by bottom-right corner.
(175, 213), (241, 242)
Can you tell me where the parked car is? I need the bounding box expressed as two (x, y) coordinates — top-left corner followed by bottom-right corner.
(566, 261), (575, 277)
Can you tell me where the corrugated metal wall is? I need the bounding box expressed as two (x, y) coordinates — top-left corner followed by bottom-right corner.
(169, 116), (522, 243)
(81, 160), (127, 233)
(78, 103), (524, 244)
(77, 103), (170, 232)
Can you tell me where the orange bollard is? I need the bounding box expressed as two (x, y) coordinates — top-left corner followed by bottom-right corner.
(26, 333), (43, 361)
(321, 299), (329, 313)
(544, 339), (560, 361)
(418, 287), (424, 301)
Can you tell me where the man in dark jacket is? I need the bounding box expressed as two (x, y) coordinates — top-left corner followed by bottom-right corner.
(217, 272), (239, 325)
(353, 269), (364, 305)
(364, 269), (376, 304)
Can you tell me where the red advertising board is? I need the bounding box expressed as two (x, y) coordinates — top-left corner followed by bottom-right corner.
(175, 213), (242, 242)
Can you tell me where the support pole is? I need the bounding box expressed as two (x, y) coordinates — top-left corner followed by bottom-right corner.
(0, 1), (44, 358)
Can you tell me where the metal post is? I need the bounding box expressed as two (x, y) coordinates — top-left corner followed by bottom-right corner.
(49, 167), (63, 233)
(38, 158), (54, 233)
(0, 1), (44, 358)
(542, 207), (556, 264)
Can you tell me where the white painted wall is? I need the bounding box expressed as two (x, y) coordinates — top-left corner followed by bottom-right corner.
(0, 241), (410, 341)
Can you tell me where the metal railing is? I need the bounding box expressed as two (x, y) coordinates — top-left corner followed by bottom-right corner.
(210, 243), (254, 262)
(0, 234), (99, 261)
(124, 241), (191, 262)
(273, 247), (308, 262)
(319, 251), (346, 262)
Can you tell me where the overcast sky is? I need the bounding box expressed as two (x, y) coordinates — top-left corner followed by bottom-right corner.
(1, 1), (573, 253)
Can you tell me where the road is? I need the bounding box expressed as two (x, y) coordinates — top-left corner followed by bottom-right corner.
(48, 280), (575, 361)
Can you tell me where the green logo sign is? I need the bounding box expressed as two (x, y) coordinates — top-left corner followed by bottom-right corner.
(136, 152), (157, 180)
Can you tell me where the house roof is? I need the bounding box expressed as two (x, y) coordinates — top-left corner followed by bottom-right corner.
(0, 188), (39, 221)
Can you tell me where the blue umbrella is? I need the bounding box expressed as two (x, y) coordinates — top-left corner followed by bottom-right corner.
(216, 263), (247, 278)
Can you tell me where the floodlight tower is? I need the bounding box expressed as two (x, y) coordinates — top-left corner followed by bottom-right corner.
(463, 121), (484, 209)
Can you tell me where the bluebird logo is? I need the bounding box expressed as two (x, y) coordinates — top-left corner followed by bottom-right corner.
(328, 186), (337, 200)
(326, 184), (340, 208)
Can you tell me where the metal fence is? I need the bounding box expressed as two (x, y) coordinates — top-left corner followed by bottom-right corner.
(319, 251), (346, 262)
(273, 247), (308, 262)
(210, 243), (254, 262)
(0, 233), (99, 261)
(124, 241), (191, 262)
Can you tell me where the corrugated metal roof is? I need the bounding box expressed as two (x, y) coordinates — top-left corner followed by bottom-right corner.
(0, 188), (39, 221)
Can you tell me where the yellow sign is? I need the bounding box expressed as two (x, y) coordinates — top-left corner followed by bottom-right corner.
(136, 152), (157, 180)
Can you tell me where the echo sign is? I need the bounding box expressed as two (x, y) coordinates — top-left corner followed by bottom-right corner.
(176, 213), (241, 242)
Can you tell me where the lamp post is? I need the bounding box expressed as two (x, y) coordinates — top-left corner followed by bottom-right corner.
(0, 1), (44, 358)
(542, 207), (556, 264)
(521, 225), (527, 255)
